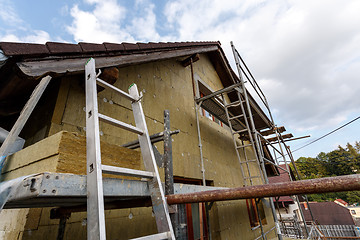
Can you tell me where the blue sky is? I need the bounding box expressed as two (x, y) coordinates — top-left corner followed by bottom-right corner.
(1, 0), (359, 160)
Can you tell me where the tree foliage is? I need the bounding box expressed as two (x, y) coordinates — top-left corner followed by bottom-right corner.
(294, 141), (360, 204)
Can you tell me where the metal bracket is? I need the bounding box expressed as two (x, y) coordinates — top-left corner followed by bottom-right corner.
(132, 91), (143, 103)
(168, 204), (177, 214)
(152, 144), (164, 168)
(96, 69), (102, 78)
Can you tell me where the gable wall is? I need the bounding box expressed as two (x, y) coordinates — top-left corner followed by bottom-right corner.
(2, 54), (276, 239)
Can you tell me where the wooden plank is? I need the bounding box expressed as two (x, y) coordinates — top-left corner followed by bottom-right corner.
(181, 53), (200, 67)
(265, 133), (293, 142)
(17, 46), (219, 77)
(260, 126), (286, 136)
(0, 76), (51, 167)
(51, 78), (70, 124)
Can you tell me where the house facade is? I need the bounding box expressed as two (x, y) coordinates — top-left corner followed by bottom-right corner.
(0, 41), (278, 239)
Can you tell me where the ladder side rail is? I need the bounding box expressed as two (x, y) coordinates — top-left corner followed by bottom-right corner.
(231, 42), (283, 240)
(233, 45), (276, 125)
(257, 133), (284, 156)
(235, 90), (256, 145)
(222, 93), (249, 186)
(230, 45), (262, 167)
(235, 61), (268, 109)
(234, 48), (268, 107)
(85, 59), (106, 240)
(254, 134), (266, 184)
(254, 198), (266, 240)
(129, 84), (175, 238)
(255, 128), (283, 240)
(240, 139), (254, 186)
(223, 88), (267, 236)
(273, 131), (310, 237)
(235, 89), (265, 185)
(282, 139), (315, 234)
(0, 75), (51, 170)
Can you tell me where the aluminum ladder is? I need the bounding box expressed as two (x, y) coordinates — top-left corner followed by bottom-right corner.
(230, 42), (283, 240)
(222, 86), (264, 188)
(85, 58), (175, 240)
(220, 69), (268, 239)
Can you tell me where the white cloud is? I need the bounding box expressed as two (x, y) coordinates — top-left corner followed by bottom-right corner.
(67, 1), (134, 43)
(0, 0), (23, 27)
(127, 3), (160, 41)
(64, 0), (360, 138)
(1, 0), (359, 146)
(163, 0), (360, 136)
(66, 0), (163, 43)
(22, 30), (51, 43)
(0, 30), (51, 43)
(0, 0), (51, 43)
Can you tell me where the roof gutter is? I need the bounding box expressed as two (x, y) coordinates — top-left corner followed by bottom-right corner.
(15, 45), (219, 77)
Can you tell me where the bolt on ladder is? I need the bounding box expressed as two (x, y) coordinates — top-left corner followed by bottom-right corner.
(85, 58), (175, 240)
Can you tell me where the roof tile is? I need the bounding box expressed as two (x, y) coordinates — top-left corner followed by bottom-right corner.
(0, 42), (49, 56)
(103, 42), (125, 51)
(0, 41), (221, 58)
(122, 42), (139, 51)
(136, 42), (152, 50)
(79, 42), (106, 53)
(46, 42), (82, 54)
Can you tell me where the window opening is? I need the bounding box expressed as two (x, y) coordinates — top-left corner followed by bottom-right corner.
(174, 176), (212, 240)
(196, 78), (225, 128)
(246, 198), (267, 228)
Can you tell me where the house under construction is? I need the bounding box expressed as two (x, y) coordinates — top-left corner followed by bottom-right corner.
(0, 40), (359, 240)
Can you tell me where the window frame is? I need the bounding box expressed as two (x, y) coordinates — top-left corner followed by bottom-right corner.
(194, 74), (225, 127)
(174, 176), (212, 240)
(246, 198), (267, 229)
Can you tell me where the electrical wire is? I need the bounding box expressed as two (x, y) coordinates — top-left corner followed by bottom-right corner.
(291, 115), (360, 153)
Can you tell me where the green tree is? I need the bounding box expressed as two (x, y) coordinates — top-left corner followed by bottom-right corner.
(295, 141), (360, 204)
(346, 191), (360, 204)
(295, 155), (326, 179)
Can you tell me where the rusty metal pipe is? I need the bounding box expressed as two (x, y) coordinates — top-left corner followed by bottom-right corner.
(166, 174), (360, 205)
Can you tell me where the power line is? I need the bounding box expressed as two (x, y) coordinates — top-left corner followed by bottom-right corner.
(291, 115), (360, 153)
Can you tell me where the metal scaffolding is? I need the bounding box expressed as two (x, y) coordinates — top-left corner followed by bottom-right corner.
(188, 42), (320, 239)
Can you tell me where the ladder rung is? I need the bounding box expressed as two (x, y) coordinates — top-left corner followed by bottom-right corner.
(225, 100), (246, 108)
(225, 100), (241, 108)
(240, 159), (257, 163)
(236, 143), (252, 149)
(244, 176), (261, 179)
(98, 113), (144, 135)
(233, 129), (248, 134)
(130, 231), (171, 240)
(102, 165), (155, 178)
(96, 78), (136, 102)
(229, 114), (244, 120)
